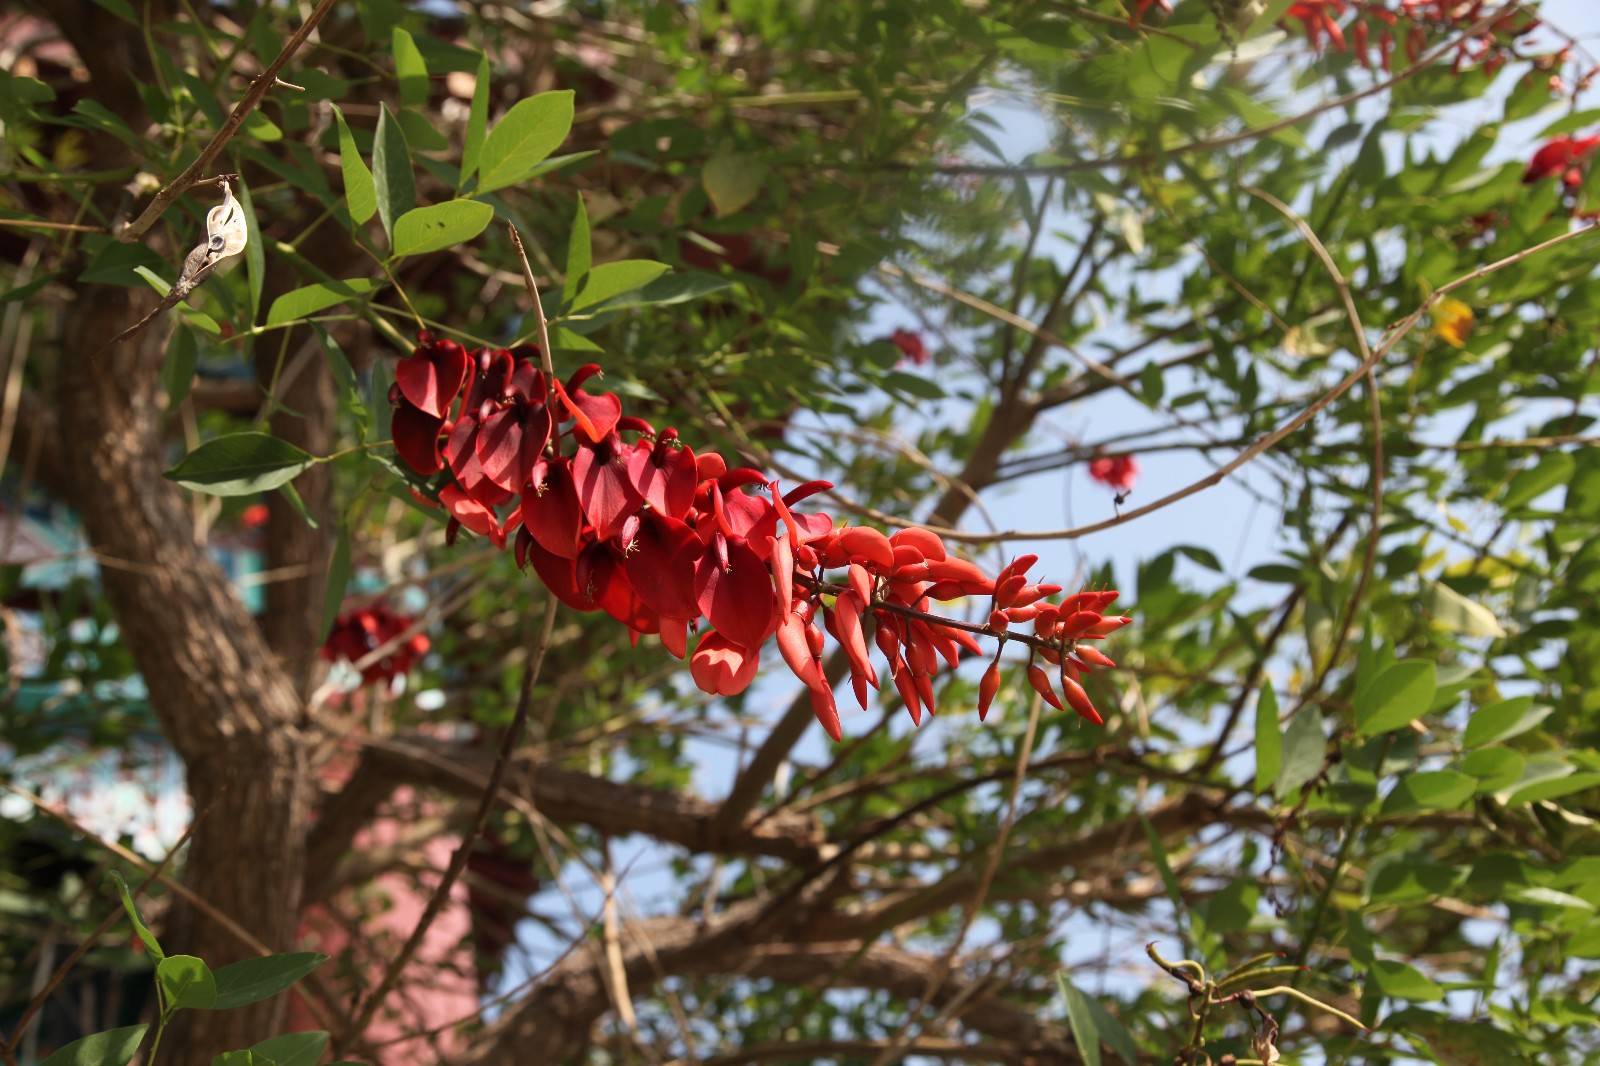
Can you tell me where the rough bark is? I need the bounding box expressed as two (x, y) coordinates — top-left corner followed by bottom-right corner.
(57, 286), (312, 1062)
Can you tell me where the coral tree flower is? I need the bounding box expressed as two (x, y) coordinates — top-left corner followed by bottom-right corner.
(1088, 454), (1139, 494)
(322, 602), (429, 686)
(1523, 134), (1600, 184)
(888, 328), (929, 366)
(388, 334), (1129, 741)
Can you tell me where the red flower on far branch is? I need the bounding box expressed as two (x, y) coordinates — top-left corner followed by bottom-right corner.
(888, 328), (929, 366)
(1088, 454), (1139, 494)
(389, 333), (1130, 740)
(322, 602), (430, 686)
(1129, 0), (1171, 26)
(1524, 133), (1600, 184)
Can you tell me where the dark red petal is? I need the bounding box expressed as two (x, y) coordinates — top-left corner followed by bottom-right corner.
(392, 404), (446, 475)
(690, 631), (760, 696)
(521, 458), (584, 559)
(523, 533), (595, 611)
(624, 512), (700, 619)
(694, 536), (778, 652)
(396, 340), (469, 417)
(573, 442), (644, 541)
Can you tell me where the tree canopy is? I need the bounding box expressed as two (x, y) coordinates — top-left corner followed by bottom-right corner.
(2, 1), (1600, 1064)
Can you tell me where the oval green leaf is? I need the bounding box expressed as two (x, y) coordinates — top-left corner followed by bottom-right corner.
(333, 106), (377, 225)
(41, 1025), (149, 1066)
(476, 90), (574, 194)
(1370, 959), (1443, 1001)
(1381, 769), (1476, 814)
(266, 278), (379, 327)
(703, 152), (767, 217)
(165, 432), (316, 497)
(158, 954), (218, 1010)
(567, 259), (670, 312)
(212, 951), (329, 1010)
(1464, 696), (1550, 748)
(249, 1032), (329, 1066)
(1356, 659), (1436, 736)
(372, 103), (416, 243)
(391, 199), (495, 257)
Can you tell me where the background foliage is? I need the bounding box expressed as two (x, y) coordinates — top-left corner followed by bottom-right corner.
(2, 0), (1599, 1063)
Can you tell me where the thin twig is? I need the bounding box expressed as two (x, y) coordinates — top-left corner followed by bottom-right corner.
(116, 0), (336, 241)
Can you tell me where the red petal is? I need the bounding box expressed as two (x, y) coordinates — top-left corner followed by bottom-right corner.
(776, 612), (823, 690)
(694, 536), (778, 651)
(573, 441), (644, 541)
(395, 339), (469, 418)
(978, 659), (1001, 721)
(809, 684), (842, 743)
(392, 404), (445, 475)
(690, 632), (760, 696)
(521, 459), (585, 559)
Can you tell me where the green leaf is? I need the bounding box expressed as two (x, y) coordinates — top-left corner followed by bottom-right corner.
(249, 1032), (329, 1066)
(1505, 771), (1600, 806)
(476, 90), (575, 194)
(333, 107), (377, 225)
(1537, 108), (1600, 138)
(158, 954), (218, 1010)
(266, 279), (379, 327)
(396, 109), (448, 152)
(1502, 452), (1574, 510)
(1507, 885), (1595, 912)
(597, 272), (734, 310)
(86, 0), (138, 24)
(372, 103), (416, 244)
(40, 1025), (149, 1066)
(1356, 660), (1437, 736)
(278, 481), (319, 531)
(703, 152), (768, 217)
(1463, 697), (1550, 748)
(165, 433), (317, 497)
(1058, 974), (1101, 1066)
(1424, 581), (1505, 638)
(1381, 770), (1476, 814)
(1370, 959), (1443, 1001)
(107, 870), (163, 960)
(1276, 706), (1324, 798)
(1254, 682), (1281, 793)
(882, 370), (945, 400)
(211, 1053), (268, 1066)
(563, 194), (591, 306)
(459, 53), (490, 187)
(392, 27), (428, 107)
(390, 199), (495, 257)
(1458, 747), (1525, 793)
(238, 179), (264, 322)
(321, 525), (351, 641)
(567, 260), (670, 312)
(163, 326), (198, 410)
(211, 952), (328, 1010)
(78, 240), (166, 287)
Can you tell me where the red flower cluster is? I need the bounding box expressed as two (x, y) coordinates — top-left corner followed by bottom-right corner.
(322, 602), (430, 686)
(888, 328), (929, 367)
(1523, 134), (1600, 186)
(1089, 454), (1139, 494)
(388, 335), (1129, 740)
(1283, 1), (1539, 73)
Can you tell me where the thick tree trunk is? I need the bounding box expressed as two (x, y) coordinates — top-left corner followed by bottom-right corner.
(57, 290), (313, 1061)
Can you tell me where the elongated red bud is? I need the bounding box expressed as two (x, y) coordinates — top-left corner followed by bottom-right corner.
(777, 613), (823, 690)
(987, 610), (1010, 633)
(833, 594), (880, 690)
(771, 534), (794, 609)
(1060, 673), (1104, 725)
(1075, 645), (1116, 669)
(1085, 615), (1133, 637)
(894, 664), (922, 725)
(848, 562), (874, 605)
(806, 620), (825, 657)
(810, 683), (843, 742)
(1027, 665), (1064, 711)
(978, 659), (1002, 721)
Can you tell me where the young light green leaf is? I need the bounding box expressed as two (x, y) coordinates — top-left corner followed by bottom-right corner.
(1254, 681), (1281, 793)
(1356, 660), (1437, 736)
(1381, 770), (1476, 814)
(1276, 706), (1325, 799)
(392, 27), (428, 107)
(266, 279), (379, 327)
(567, 259), (670, 312)
(1370, 959), (1443, 1001)
(238, 178), (264, 322)
(333, 107), (377, 225)
(1502, 452), (1574, 510)
(211, 952), (328, 1010)
(107, 870), (163, 960)
(390, 199), (495, 257)
(459, 52), (490, 187)
(321, 525), (351, 641)
(249, 1032), (329, 1066)
(1057, 974), (1102, 1066)
(158, 954), (219, 1010)
(1424, 581), (1505, 638)
(165, 433), (317, 497)
(242, 111), (282, 141)
(40, 1025), (149, 1066)
(372, 103), (416, 243)
(597, 272), (733, 311)
(563, 194), (591, 306)
(476, 90), (574, 194)
(1458, 747), (1525, 793)
(1464, 696), (1550, 748)
(703, 152), (767, 217)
